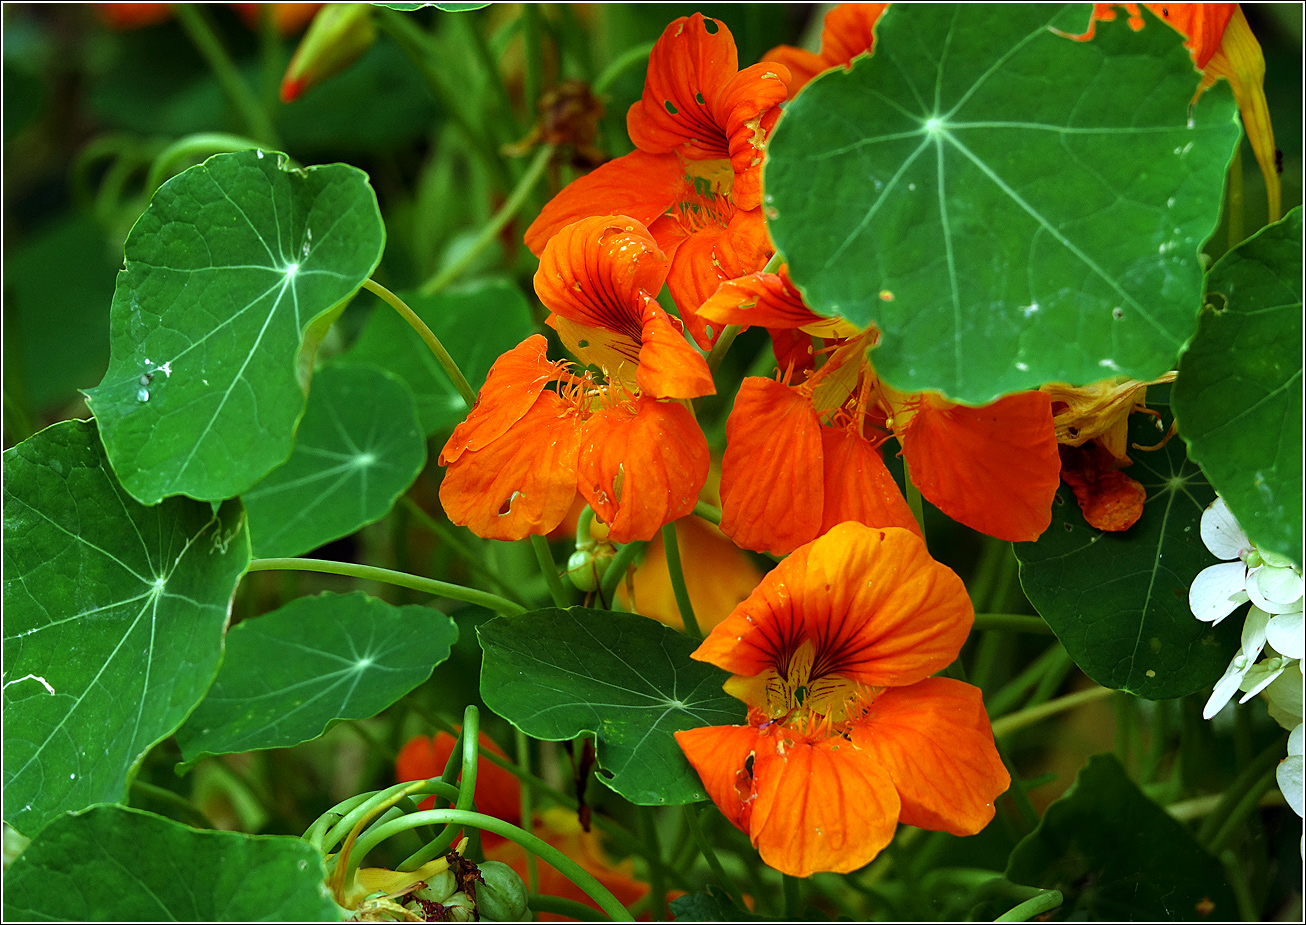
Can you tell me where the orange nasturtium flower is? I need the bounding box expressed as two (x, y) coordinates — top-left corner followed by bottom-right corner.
(701, 270), (1061, 551)
(764, 3), (890, 94)
(676, 523), (1009, 877)
(525, 13), (789, 347)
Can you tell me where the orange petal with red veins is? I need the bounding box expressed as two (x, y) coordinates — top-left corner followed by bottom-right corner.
(748, 730), (900, 877)
(901, 391), (1060, 542)
(719, 377), (823, 555)
(714, 62), (790, 210)
(524, 150), (684, 256)
(577, 397), (709, 543)
(440, 391), (583, 541)
(820, 427), (922, 538)
(675, 724), (761, 834)
(854, 678), (1010, 836)
(627, 14), (738, 162)
(698, 269), (846, 337)
(549, 314), (640, 393)
(439, 335), (566, 466)
(534, 215), (669, 337)
(637, 309), (716, 399)
(695, 523), (972, 688)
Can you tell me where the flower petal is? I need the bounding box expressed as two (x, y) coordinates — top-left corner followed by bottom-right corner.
(550, 314), (641, 394)
(1266, 608), (1304, 660)
(1200, 496), (1251, 560)
(636, 308), (716, 399)
(713, 61), (790, 210)
(1144, 2), (1236, 69)
(524, 150), (685, 256)
(695, 523), (972, 689)
(675, 724), (762, 834)
(1277, 752), (1304, 818)
(900, 391), (1060, 542)
(1189, 560), (1251, 624)
(439, 391), (583, 540)
(1264, 662), (1304, 730)
(719, 377), (823, 555)
(439, 335), (567, 466)
(1251, 564), (1305, 610)
(697, 269), (856, 337)
(577, 396), (709, 543)
(747, 729), (900, 877)
(854, 677), (1009, 835)
(819, 426), (922, 538)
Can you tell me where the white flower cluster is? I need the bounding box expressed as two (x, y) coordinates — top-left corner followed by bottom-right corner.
(1190, 497), (1303, 820)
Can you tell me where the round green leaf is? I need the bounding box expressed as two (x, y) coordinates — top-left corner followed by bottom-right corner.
(1173, 207), (1303, 566)
(765, 4), (1240, 403)
(3, 420), (249, 837)
(83, 149), (385, 504)
(1006, 754), (1237, 920)
(478, 608), (746, 805)
(241, 364), (427, 558)
(2, 804), (338, 921)
(1015, 390), (1239, 699)
(176, 592), (457, 768)
(342, 280), (536, 434)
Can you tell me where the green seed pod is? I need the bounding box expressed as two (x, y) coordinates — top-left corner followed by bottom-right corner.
(411, 868), (458, 905)
(476, 860), (529, 921)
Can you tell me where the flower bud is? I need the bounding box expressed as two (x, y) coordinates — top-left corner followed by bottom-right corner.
(475, 860), (529, 921)
(280, 4), (376, 103)
(411, 868), (458, 905)
(441, 890), (477, 922)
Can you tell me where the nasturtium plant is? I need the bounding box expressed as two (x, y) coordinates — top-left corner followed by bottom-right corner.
(2, 2), (1300, 922)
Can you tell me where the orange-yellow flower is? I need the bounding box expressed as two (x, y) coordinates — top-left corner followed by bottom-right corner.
(438, 336), (708, 543)
(525, 14), (789, 346)
(764, 3), (890, 94)
(676, 523), (1009, 877)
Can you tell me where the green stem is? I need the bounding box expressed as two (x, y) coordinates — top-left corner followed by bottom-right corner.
(693, 501), (722, 526)
(990, 686), (1112, 739)
(305, 793), (371, 849)
(901, 458), (928, 542)
(1200, 738), (1285, 854)
(401, 497), (530, 605)
(996, 742), (1040, 833)
(987, 644), (1069, 717)
(706, 325), (742, 374)
(522, 4), (544, 118)
(661, 522), (702, 638)
(683, 805), (744, 909)
(531, 534), (573, 608)
(783, 873), (803, 920)
(129, 780), (215, 830)
(639, 807), (667, 920)
(319, 780), (460, 855)
(246, 558), (525, 615)
(173, 4), (280, 147)
(600, 540), (646, 604)
(516, 728), (539, 893)
(419, 144), (555, 295)
(593, 41), (655, 95)
(1220, 850), (1259, 922)
(995, 890), (1063, 922)
(362, 278), (477, 408)
(1227, 144), (1245, 250)
(398, 707), (482, 869)
(145, 132), (270, 196)
(528, 894), (608, 921)
(352, 810), (635, 921)
(971, 613), (1053, 634)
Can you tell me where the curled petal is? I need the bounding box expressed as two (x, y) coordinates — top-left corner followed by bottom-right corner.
(819, 427), (922, 538)
(1058, 441), (1147, 532)
(637, 308), (716, 399)
(747, 730), (900, 877)
(900, 391), (1060, 542)
(696, 523), (973, 689)
(714, 62), (790, 210)
(524, 150), (685, 256)
(1188, 560), (1250, 624)
(1249, 564), (1305, 612)
(765, 3), (889, 94)
(675, 724), (761, 834)
(698, 269), (855, 338)
(439, 335), (568, 466)
(577, 397), (709, 543)
(1144, 2), (1236, 69)
(719, 377), (823, 555)
(854, 678), (1009, 836)
(762, 44), (826, 96)
(439, 391), (583, 541)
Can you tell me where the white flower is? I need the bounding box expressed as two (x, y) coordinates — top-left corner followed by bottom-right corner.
(1263, 659), (1304, 733)
(1278, 723), (1304, 819)
(1205, 607), (1274, 719)
(1189, 497), (1304, 624)
(1266, 606), (1305, 661)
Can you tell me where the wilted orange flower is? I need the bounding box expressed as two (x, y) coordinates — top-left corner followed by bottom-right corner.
(704, 271), (1060, 549)
(676, 523), (1009, 877)
(396, 731), (521, 844)
(526, 13), (789, 346)
(764, 3), (890, 94)
(534, 216), (714, 400)
(439, 336), (708, 543)
(1079, 3), (1279, 221)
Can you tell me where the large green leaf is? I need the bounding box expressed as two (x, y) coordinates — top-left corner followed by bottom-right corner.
(1006, 754), (1236, 921)
(83, 149), (385, 504)
(176, 592), (457, 768)
(765, 4), (1240, 403)
(1173, 207), (1304, 566)
(478, 608), (746, 805)
(1015, 390), (1239, 699)
(2, 805), (338, 921)
(241, 364), (426, 558)
(2, 420), (248, 837)
(342, 280), (536, 434)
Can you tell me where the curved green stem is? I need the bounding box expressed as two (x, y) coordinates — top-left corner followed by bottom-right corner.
(692, 501), (722, 526)
(173, 4), (279, 147)
(129, 780), (214, 830)
(600, 540), (646, 604)
(528, 893), (608, 921)
(593, 41), (655, 95)
(401, 498), (530, 605)
(349, 809), (635, 921)
(990, 686), (1112, 739)
(972, 613), (1053, 635)
(362, 278), (477, 408)
(901, 458), (927, 542)
(995, 890), (1063, 922)
(531, 534), (572, 608)
(398, 706), (482, 870)
(661, 522), (701, 638)
(318, 781), (462, 854)
(305, 793), (372, 849)
(419, 144), (554, 295)
(146, 132), (268, 195)
(706, 325), (741, 374)
(246, 558), (525, 615)
(522, 4), (544, 118)
(684, 804), (744, 911)
(517, 729), (539, 893)
(1199, 736), (1286, 852)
